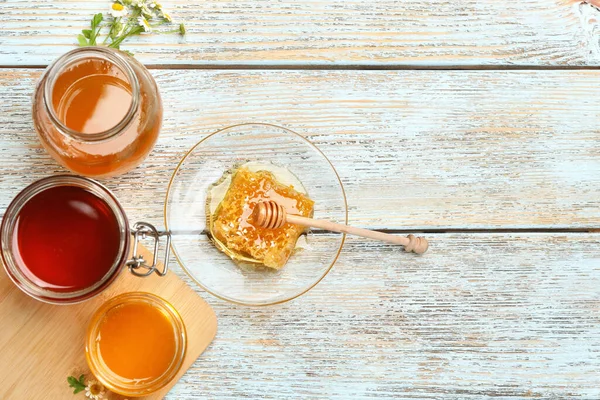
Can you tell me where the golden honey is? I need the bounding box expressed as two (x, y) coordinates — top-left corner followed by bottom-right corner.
(96, 301), (175, 380)
(86, 293), (186, 397)
(209, 167), (314, 269)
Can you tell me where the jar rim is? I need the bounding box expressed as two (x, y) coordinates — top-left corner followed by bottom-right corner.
(42, 46), (140, 142)
(86, 292), (187, 396)
(0, 175), (130, 304)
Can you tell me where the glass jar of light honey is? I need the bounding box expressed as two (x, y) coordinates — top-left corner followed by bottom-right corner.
(86, 292), (187, 397)
(32, 47), (162, 178)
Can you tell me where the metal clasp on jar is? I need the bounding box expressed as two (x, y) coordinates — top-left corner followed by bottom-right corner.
(126, 222), (171, 277)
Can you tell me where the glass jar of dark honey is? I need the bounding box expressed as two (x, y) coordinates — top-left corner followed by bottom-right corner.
(32, 47), (162, 178)
(0, 175), (171, 304)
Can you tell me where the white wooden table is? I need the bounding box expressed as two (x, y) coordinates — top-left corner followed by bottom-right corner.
(2, 1), (600, 398)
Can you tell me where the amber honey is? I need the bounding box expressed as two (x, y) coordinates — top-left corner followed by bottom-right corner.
(86, 293), (186, 397)
(53, 69), (132, 134)
(210, 167), (314, 269)
(32, 47), (163, 178)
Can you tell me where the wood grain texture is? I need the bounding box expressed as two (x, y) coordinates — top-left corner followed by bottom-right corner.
(2, 0), (600, 66)
(0, 244), (217, 400)
(167, 233), (600, 399)
(1, 69), (599, 229)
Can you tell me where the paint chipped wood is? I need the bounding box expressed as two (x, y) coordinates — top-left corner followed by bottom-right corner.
(1, 0), (600, 66)
(1, 69), (599, 398)
(171, 233), (600, 399)
(0, 69), (599, 229)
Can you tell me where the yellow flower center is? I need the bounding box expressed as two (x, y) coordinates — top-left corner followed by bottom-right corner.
(112, 3), (124, 11)
(89, 383), (104, 395)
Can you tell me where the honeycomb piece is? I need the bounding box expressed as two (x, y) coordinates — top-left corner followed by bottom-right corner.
(210, 167), (314, 269)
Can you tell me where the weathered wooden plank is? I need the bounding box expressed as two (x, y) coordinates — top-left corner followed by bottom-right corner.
(1, 69), (599, 229)
(1, 0), (600, 66)
(165, 233), (600, 399)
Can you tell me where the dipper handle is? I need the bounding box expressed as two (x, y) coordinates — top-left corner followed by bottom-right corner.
(252, 201), (428, 254)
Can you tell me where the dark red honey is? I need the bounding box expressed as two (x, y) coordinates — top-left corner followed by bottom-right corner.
(12, 185), (121, 292)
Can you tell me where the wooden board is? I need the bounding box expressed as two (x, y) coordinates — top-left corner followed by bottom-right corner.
(0, 244), (218, 400)
(1, 69), (599, 230)
(174, 233), (600, 399)
(1, 0), (600, 67)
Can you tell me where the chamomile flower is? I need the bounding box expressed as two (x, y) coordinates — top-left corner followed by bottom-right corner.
(76, 0), (182, 49)
(84, 381), (105, 400)
(138, 16), (152, 31)
(110, 2), (127, 18)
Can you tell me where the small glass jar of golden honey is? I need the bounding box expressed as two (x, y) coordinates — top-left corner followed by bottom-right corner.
(86, 292), (187, 397)
(32, 47), (162, 178)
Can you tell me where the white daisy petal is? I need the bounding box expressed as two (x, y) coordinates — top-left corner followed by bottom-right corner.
(138, 16), (152, 31)
(109, 3), (127, 17)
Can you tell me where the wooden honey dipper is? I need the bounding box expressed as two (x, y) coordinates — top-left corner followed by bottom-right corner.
(252, 200), (429, 254)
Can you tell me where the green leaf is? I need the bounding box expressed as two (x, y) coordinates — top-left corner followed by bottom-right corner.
(77, 34), (89, 46)
(87, 13), (104, 45)
(89, 13), (104, 45)
(67, 374), (86, 394)
(82, 29), (92, 39)
(92, 13), (103, 28)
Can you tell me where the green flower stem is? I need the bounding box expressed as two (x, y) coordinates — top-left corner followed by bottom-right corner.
(109, 25), (145, 48)
(103, 16), (121, 44)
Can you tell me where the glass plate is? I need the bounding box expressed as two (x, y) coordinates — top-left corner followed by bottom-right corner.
(164, 124), (347, 306)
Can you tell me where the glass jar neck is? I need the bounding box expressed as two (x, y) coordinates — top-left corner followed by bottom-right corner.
(42, 46), (140, 142)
